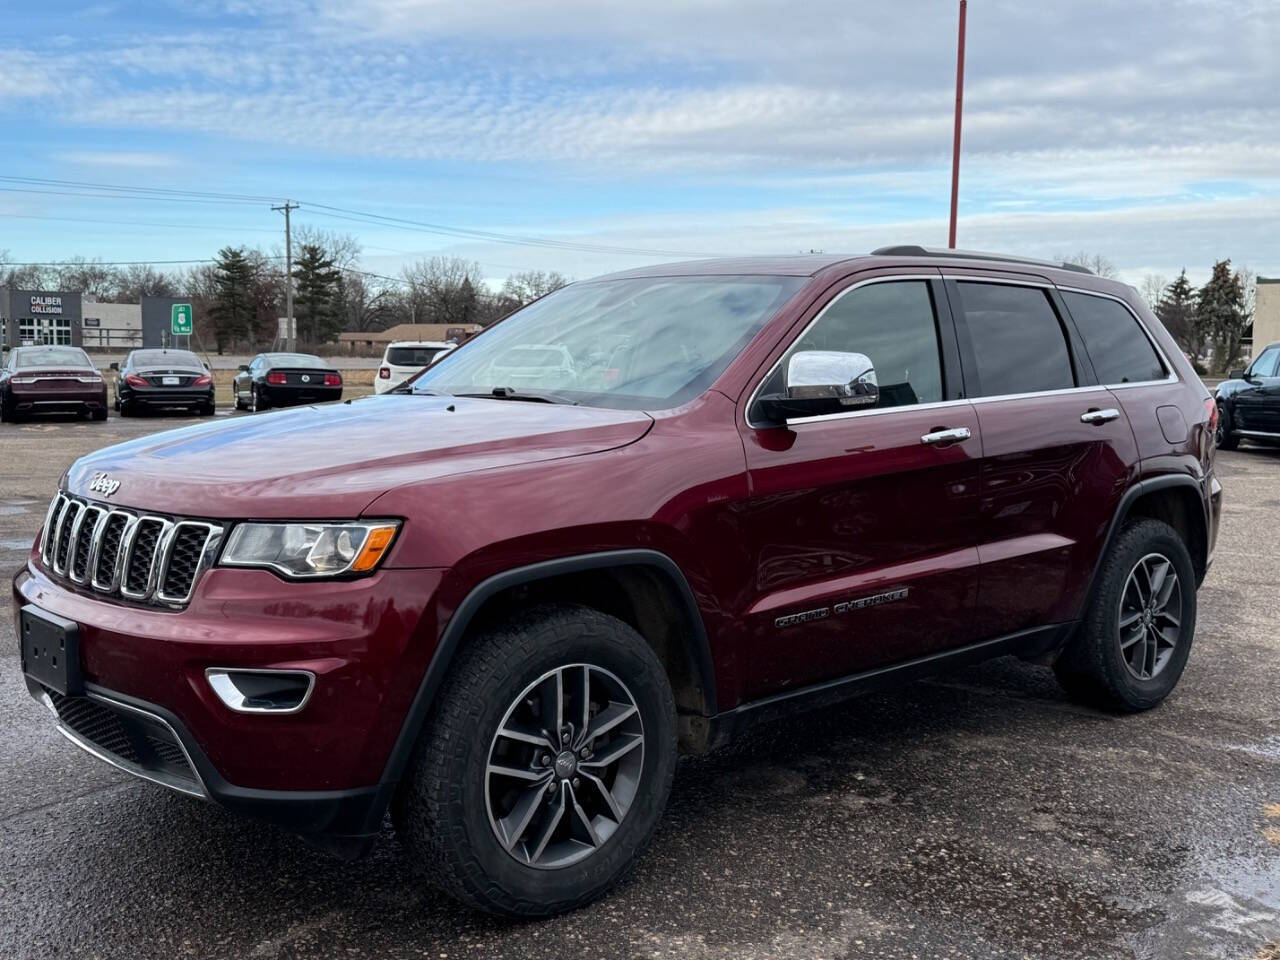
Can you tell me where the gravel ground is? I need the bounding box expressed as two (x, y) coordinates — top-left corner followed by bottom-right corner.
(0, 411), (1278, 960)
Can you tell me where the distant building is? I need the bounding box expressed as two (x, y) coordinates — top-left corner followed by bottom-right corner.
(81, 302), (142, 349)
(337, 323), (482, 352)
(1254, 278), (1280, 355)
(1, 289), (84, 348)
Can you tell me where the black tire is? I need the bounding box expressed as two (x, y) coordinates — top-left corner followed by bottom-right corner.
(118, 400), (135, 417)
(250, 386), (269, 413)
(90, 407), (108, 421)
(1054, 518), (1197, 712)
(1216, 403), (1239, 450)
(0, 390), (12, 423)
(197, 402), (215, 417)
(392, 604), (678, 918)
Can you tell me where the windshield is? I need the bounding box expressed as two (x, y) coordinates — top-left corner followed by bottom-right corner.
(132, 350), (202, 368)
(267, 353), (327, 369)
(412, 274), (803, 409)
(15, 347), (93, 369)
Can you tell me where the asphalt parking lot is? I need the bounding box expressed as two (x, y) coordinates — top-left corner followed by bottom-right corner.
(1, 412), (1278, 960)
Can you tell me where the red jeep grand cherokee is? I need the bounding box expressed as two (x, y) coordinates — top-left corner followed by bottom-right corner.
(14, 247), (1221, 916)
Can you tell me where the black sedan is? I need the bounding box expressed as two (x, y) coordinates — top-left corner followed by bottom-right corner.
(113, 348), (215, 417)
(1216, 340), (1280, 450)
(233, 353), (343, 412)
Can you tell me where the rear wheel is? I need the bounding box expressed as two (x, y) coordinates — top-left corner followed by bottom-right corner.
(197, 402), (215, 416)
(90, 407), (108, 421)
(393, 604), (677, 917)
(1055, 518), (1197, 712)
(0, 390), (14, 423)
(249, 386), (269, 413)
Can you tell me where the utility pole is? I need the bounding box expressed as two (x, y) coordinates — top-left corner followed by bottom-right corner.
(948, 0), (967, 249)
(272, 200), (299, 350)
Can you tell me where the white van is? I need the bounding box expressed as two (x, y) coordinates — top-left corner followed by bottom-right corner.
(374, 341), (455, 394)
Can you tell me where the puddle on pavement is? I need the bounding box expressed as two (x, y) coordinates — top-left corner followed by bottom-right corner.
(1233, 737), (1280, 761)
(0, 505), (30, 516)
(0, 539), (31, 551)
(1136, 855), (1280, 959)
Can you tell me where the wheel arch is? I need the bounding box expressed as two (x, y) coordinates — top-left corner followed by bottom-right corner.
(367, 549), (717, 831)
(1085, 475), (1210, 609)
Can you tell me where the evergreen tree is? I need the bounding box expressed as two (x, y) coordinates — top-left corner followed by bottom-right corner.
(209, 247), (255, 354)
(1195, 259), (1248, 374)
(292, 243), (343, 345)
(1155, 270), (1197, 355)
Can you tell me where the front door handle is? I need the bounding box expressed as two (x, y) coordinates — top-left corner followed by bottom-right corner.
(1080, 407), (1120, 425)
(920, 426), (972, 445)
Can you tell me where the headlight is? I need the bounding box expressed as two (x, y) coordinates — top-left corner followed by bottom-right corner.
(219, 521), (398, 578)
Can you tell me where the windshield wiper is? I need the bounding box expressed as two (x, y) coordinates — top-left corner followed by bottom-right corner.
(455, 387), (579, 405)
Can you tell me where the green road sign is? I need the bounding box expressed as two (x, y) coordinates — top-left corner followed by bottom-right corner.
(171, 303), (193, 336)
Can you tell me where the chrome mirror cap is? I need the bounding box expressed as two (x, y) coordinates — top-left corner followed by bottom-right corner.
(786, 350), (879, 406)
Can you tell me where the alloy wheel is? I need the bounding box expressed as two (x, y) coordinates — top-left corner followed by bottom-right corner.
(1118, 552), (1182, 681)
(484, 663), (644, 870)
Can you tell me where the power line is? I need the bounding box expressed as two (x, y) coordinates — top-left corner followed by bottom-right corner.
(0, 173), (723, 259)
(2, 256), (285, 266)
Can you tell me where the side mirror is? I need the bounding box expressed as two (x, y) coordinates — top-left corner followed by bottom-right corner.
(109, 362), (119, 371)
(756, 351), (879, 423)
(238, 364), (250, 373)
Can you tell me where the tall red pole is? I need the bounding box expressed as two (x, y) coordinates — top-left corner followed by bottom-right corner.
(948, 0), (967, 248)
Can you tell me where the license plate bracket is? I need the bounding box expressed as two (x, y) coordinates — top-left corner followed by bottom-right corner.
(162, 376), (180, 386)
(19, 605), (82, 696)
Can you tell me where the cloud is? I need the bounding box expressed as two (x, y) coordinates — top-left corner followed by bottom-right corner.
(55, 150), (179, 169)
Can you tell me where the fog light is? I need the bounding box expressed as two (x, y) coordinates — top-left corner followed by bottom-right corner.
(206, 669), (315, 714)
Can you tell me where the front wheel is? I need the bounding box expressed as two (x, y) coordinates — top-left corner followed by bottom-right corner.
(1055, 518), (1197, 712)
(392, 604), (677, 917)
(1216, 403), (1239, 450)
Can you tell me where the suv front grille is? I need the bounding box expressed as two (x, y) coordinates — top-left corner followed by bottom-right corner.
(39, 492), (223, 607)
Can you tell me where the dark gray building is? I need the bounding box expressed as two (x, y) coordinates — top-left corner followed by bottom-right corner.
(1, 289), (84, 350)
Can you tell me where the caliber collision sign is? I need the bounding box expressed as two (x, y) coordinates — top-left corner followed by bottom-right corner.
(171, 303), (193, 336)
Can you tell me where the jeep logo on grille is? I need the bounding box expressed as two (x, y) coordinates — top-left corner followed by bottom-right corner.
(87, 472), (121, 498)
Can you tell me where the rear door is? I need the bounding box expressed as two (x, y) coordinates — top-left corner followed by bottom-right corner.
(737, 272), (985, 699)
(946, 274), (1141, 638)
(1232, 345), (1280, 436)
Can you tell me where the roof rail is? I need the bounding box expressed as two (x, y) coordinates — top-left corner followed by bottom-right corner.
(870, 245), (1094, 275)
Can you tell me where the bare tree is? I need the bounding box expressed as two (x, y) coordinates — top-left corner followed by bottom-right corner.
(402, 257), (485, 326)
(49, 257), (117, 301)
(1138, 274), (1168, 310)
(500, 270), (570, 307)
(1060, 251), (1119, 279)
(111, 264), (179, 302)
(0, 250), (45, 290)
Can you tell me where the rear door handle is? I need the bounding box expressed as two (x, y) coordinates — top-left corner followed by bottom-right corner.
(920, 426), (972, 445)
(1080, 408), (1120, 425)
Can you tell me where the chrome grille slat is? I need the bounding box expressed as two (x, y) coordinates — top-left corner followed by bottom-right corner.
(37, 492), (221, 608)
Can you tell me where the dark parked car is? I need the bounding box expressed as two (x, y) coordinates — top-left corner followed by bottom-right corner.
(1215, 340), (1280, 450)
(232, 352), (343, 411)
(16, 247), (1221, 918)
(0, 345), (107, 422)
(113, 348), (214, 417)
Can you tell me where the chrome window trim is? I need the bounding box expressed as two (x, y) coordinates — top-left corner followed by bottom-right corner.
(782, 397), (971, 427)
(743, 273), (941, 430)
(204, 668), (316, 715)
(156, 521), (225, 605)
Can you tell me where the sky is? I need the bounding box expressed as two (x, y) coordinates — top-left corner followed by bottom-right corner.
(1, 0), (1277, 289)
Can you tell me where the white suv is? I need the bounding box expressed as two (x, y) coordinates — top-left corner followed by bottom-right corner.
(374, 341), (455, 394)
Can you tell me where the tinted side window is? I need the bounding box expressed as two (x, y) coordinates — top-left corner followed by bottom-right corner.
(956, 282), (1074, 397)
(1062, 292), (1165, 384)
(761, 280), (944, 412)
(1251, 346), (1280, 378)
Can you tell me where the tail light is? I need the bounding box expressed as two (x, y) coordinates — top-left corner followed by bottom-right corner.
(124, 374), (149, 388)
(378, 367), (390, 379)
(1205, 396), (1219, 435)
(193, 374), (212, 387)
(324, 373), (342, 386)
(267, 372), (287, 385)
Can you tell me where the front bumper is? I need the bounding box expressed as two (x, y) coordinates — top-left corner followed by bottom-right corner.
(14, 560), (445, 846)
